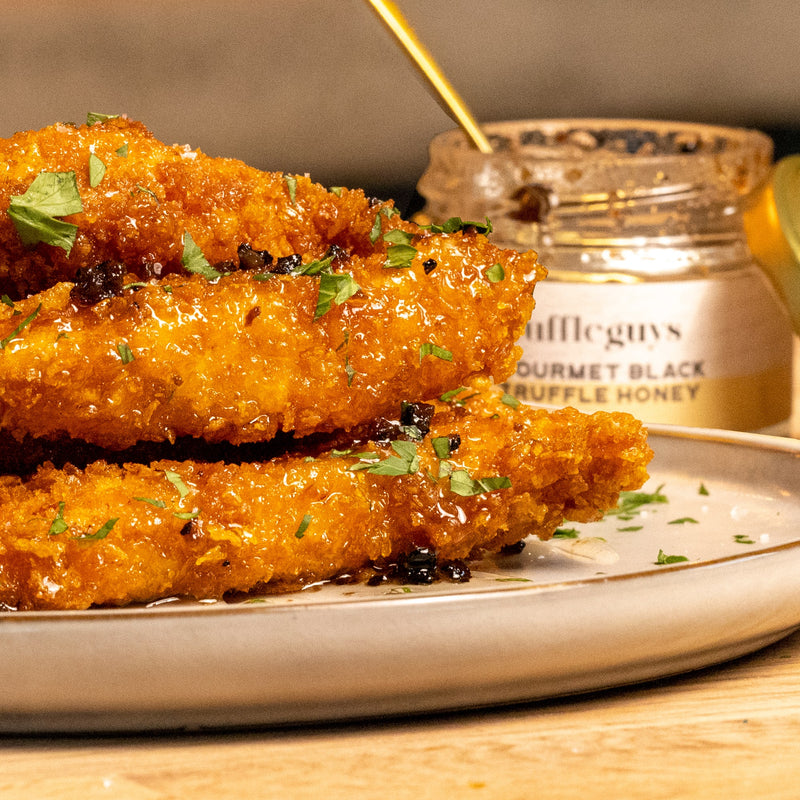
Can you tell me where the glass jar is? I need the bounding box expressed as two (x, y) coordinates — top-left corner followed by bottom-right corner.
(417, 119), (793, 432)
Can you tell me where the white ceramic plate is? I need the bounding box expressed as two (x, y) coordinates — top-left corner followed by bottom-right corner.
(2, 425), (800, 733)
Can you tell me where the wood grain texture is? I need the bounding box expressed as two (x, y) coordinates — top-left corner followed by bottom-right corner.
(3, 627), (800, 800)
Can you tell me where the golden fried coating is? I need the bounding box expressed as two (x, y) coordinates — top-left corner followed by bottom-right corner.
(0, 117), (385, 298)
(0, 227), (540, 449)
(0, 383), (652, 610)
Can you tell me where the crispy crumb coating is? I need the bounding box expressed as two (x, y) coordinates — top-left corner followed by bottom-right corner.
(0, 383), (652, 611)
(0, 117), (389, 298)
(0, 226), (540, 449)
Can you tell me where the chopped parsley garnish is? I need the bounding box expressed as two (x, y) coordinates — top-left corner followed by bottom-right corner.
(133, 185), (159, 204)
(500, 393), (519, 408)
(1, 295), (14, 308)
(617, 525), (643, 532)
(606, 484), (668, 520)
(294, 514), (312, 539)
(164, 469), (190, 500)
(87, 112), (119, 125)
(295, 253), (334, 276)
(382, 229), (417, 269)
(668, 517), (699, 525)
(134, 497), (167, 509)
(431, 436), (454, 459)
(449, 470), (511, 497)
(173, 510), (200, 521)
(485, 263), (505, 283)
(116, 341), (134, 364)
(48, 502), (69, 536)
(72, 517), (118, 541)
(419, 342), (453, 364)
(181, 231), (223, 280)
(116, 143), (129, 158)
(88, 153), (106, 187)
(353, 440), (419, 476)
(654, 549), (689, 565)
(552, 527), (580, 539)
(315, 272), (360, 319)
(733, 534), (755, 545)
(419, 216), (493, 235)
(8, 171), (83, 254)
(283, 173), (298, 205)
(0, 303), (42, 349)
(699, 483), (710, 496)
(345, 354), (357, 386)
(440, 386), (469, 402)
(329, 186), (344, 197)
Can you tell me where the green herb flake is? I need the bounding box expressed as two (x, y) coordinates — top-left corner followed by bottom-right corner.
(654, 549), (690, 565)
(283, 173), (298, 205)
(72, 517), (118, 541)
(606, 484), (668, 519)
(431, 436), (453, 459)
(668, 517), (699, 525)
(294, 513), (312, 539)
(500, 393), (520, 408)
(315, 272), (361, 319)
(699, 483), (710, 496)
(437, 460), (454, 479)
(133, 185), (159, 204)
(116, 341), (135, 364)
(181, 231), (223, 280)
(173, 510), (200, 521)
(87, 112), (119, 125)
(164, 469), (190, 500)
(552, 527), (580, 539)
(382, 229), (417, 269)
(48, 501), (69, 536)
(363, 440), (419, 476)
(295, 253), (334, 276)
(449, 470), (511, 497)
(1, 295), (14, 308)
(0, 303), (42, 349)
(485, 263), (505, 283)
(8, 171), (83, 254)
(419, 216), (493, 235)
(419, 342), (453, 364)
(134, 497), (167, 509)
(329, 186), (344, 197)
(440, 386), (469, 403)
(116, 142), (129, 158)
(345, 355), (357, 386)
(88, 153), (106, 187)
(369, 213), (384, 245)
(495, 577), (533, 583)
(617, 525), (643, 532)
(733, 534), (755, 545)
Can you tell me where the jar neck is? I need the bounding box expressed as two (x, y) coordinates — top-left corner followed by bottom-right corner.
(418, 119), (773, 278)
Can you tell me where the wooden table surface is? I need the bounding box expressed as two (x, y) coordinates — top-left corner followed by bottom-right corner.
(2, 624), (800, 800)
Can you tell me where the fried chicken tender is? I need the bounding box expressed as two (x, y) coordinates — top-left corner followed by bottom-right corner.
(0, 117), (388, 298)
(0, 225), (540, 449)
(0, 383), (652, 610)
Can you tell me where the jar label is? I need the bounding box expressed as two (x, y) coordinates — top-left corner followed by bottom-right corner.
(503, 268), (793, 430)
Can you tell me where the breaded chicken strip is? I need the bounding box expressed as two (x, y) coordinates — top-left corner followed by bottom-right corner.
(0, 227), (541, 449)
(0, 116), (387, 298)
(0, 383), (652, 610)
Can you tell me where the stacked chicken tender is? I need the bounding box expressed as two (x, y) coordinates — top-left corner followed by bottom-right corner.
(0, 116), (652, 610)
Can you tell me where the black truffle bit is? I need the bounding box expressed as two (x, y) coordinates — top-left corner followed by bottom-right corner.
(422, 258), (437, 274)
(69, 260), (126, 305)
(237, 242), (274, 272)
(399, 547), (437, 584)
(399, 401), (436, 439)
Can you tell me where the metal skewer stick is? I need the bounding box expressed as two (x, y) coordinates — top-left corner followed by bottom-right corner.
(364, 0), (494, 154)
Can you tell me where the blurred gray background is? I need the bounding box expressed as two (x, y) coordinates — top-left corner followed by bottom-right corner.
(3, 1), (799, 211)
